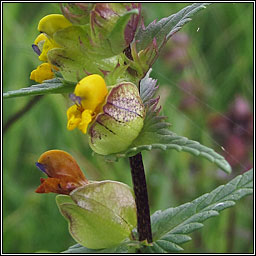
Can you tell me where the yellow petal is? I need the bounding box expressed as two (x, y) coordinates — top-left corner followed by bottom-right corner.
(78, 110), (93, 134)
(39, 37), (60, 62)
(30, 63), (54, 83)
(67, 105), (82, 131)
(38, 14), (72, 37)
(74, 74), (108, 112)
(34, 33), (48, 45)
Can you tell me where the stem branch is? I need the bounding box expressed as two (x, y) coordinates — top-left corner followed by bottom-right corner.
(3, 95), (43, 134)
(129, 152), (152, 243)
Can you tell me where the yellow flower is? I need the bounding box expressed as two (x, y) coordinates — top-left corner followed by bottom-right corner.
(38, 14), (72, 37)
(30, 63), (55, 83)
(67, 75), (108, 134)
(33, 33), (47, 50)
(33, 33), (60, 62)
(30, 14), (72, 83)
(30, 34), (58, 83)
(36, 14), (72, 61)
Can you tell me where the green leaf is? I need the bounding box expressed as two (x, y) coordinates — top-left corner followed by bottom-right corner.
(134, 3), (211, 52)
(126, 3), (211, 73)
(139, 68), (158, 105)
(62, 241), (138, 254)
(130, 128), (232, 174)
(105, 70), (232, 174)
(62, 243), (98, 254)
(3, 78), (76, 99)
(141, 169), (253, 253)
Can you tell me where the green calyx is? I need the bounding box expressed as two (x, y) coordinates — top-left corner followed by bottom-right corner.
(60, 3), (94, 25)
(56, 180), (137, 249)
(45, 3), (141, 84)
(88, 82), (145, 155)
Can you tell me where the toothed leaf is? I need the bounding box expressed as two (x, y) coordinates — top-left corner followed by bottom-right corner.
(135, 3), (211, 52)
(62, 241), (138, 254)
(104, 70), (232, 174)
(141, 169), (253, 253)
(128, 3), (211, 72)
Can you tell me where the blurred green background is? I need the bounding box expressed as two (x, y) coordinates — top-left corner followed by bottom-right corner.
(3, 3), (253, 253)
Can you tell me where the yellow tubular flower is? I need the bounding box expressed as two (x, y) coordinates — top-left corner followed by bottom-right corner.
(67, 75), (108, 134)
(75, 74), (108, 110)
(31, 14), (71, 83)
(78, 110), (93, 134)
(33, 33), (60, 62)
(30, 63), (54, 83)
(34, 33), (47, 46)
(38, 14), (72, 37)
(39, 37), (60, 62)
(67, 105), (82, 130)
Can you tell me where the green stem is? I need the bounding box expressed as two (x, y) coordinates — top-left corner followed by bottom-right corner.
(129, 152), (153, 243)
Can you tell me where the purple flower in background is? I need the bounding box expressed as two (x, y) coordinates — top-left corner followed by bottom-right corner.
(208, 95), (253, 170)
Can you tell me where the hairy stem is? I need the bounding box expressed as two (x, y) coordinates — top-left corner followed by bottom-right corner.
(129, 152), (153, 243)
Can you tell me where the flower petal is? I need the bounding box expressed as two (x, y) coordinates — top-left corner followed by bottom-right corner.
(67, 105), (82, 131)
(78, 109), (93, 134)
(38, 14), (72, 37)
(35, 177), (83, 195)
(74, 74), (108, 111)
(38, 37), (60, 62)
(30, 63), (54, 83)
(35, 150), (88, 194)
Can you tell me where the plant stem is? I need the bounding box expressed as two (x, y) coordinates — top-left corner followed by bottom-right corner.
(129, 152), (153, 243)
(3, 95), (43, 134)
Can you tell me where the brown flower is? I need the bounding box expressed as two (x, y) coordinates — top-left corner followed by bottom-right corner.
(35, 150), (88, 194)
